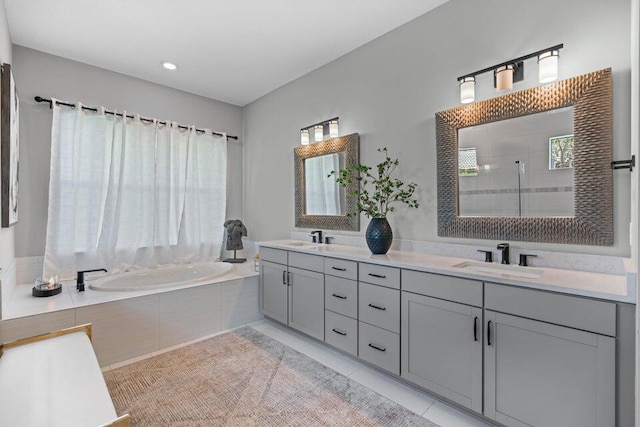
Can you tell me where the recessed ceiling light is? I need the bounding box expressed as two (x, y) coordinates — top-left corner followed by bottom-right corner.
(161, 61), (178, 70)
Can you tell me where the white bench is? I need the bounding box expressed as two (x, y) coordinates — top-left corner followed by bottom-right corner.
(0, 324), (130, 427)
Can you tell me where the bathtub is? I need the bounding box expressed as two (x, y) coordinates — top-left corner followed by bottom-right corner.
(88, 262), (235, 291)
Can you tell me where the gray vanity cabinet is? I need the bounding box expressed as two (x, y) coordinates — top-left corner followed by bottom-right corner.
(260, 260), (288, 324)
(401, 270), (483, 412)
(259, 248), (325, 341)
(483, 282), (616, 427)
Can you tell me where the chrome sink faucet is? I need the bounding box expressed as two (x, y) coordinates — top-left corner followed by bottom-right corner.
(310, 230), (323, 244)
(497, 243), (510, 264)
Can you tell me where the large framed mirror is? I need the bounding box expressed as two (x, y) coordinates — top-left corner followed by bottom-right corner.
(436, 68), (612, 245)
(294, 133), (360, 231)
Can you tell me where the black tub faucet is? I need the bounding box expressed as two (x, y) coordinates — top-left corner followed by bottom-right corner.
(497, 243), (510, 265)
(310, 230), (323, 243)
(77, 268), (108, 291)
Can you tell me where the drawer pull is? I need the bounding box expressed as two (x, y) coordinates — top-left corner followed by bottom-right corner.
(368, 273), (387, 279)
(331, 266), (347, 271)
(332, 328), (347, 336)
(368, 343), (386, 352)
(368, 303), (386, 311)
(332, 293), (347, 300)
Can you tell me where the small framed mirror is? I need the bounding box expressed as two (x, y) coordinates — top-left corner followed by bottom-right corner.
(294, 133), (359, 231)
(436, 69), (612, 245)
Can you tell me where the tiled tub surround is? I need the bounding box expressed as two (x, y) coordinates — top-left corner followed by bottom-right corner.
(258, 240), (636, 427)
(0, 263), (261, 366)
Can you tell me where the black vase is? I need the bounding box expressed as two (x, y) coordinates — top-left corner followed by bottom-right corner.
(366, 217), (393, 254)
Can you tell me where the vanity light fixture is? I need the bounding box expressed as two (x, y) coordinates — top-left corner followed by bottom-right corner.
(299, 117), (339, 145)
(459, 76), (475, 104)
(300, 129), (310, 145)
(538, 50), (560, 83)
(161, 61), (178, 70)
(457, 44), (563, 103)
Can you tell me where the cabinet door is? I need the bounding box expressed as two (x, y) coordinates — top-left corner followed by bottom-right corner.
(484, 311), (615, 427)
(288, 266), (325, 340)
(401, 292), (482, 412)
(260, 260), (288, 324)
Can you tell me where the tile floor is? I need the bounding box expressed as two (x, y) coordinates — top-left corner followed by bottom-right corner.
(103, 318), (492, 427)
(249, 318), (492, 427)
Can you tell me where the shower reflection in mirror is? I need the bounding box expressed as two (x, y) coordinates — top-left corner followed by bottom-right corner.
(457, 106), (574, 218)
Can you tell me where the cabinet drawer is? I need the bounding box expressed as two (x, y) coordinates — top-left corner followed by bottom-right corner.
(288, 251), (324, 273)
(260, 247), (287, 265)
(359, 282), (400, 333)
(402, 269), (482, 307)
(325, 276), (358, 319)
(359, 263), (400, 289)
(358, 322), (400, 375)
(325, 310), (358, 356)
(485, 283), (616, 336)
(324, 257), (358, 280)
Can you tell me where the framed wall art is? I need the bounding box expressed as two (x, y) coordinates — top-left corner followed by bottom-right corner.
(1, 63), (19, 227)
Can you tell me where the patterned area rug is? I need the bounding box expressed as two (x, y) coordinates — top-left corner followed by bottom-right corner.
(104, 326), (439, 426)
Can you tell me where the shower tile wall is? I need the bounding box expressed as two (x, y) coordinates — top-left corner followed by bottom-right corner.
(458, 108), (574, 217)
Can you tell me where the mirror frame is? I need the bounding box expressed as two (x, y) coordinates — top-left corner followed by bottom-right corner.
(436, 68), (612, 245)
(294, 133), (360, 231)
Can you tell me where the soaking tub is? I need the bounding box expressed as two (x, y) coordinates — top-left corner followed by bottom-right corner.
(89, 262), (234, 291)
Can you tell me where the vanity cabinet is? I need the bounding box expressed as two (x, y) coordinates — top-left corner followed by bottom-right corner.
(260, 248), (325, 340)
(401, 270), (483, 412)
(324, 258), (359, 356)
(483, 283), (616, 427)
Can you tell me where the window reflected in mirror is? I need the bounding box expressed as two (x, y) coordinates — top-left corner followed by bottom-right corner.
(304, 153), (346, 216)
(457, 107), (574, 218)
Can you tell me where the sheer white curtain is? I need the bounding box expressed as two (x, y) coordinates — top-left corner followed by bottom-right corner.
(305, 153), (342, 215)
(43, 101), (227, 278)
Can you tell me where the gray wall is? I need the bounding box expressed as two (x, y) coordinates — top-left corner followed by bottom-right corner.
(0, 0), (13, 269)
(242, 0), (632, 256)
(12, 46), (244, 257)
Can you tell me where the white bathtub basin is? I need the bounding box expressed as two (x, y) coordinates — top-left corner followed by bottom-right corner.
(89, 263), (234, 291)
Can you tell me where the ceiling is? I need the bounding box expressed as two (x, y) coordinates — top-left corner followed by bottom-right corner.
(4, 0), (449, 106)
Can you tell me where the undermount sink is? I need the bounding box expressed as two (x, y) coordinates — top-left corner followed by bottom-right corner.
(282, 241), (318, 248)
(453, 261), (543, 279)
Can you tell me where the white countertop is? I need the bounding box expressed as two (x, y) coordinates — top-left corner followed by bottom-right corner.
(258, 240), (636, 303)
(3, 262), (258, 320)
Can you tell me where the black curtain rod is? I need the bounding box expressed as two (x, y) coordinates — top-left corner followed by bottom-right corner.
(34, 96), (239, 141)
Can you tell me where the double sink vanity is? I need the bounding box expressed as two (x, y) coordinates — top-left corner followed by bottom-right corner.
(258, 240), (635, 427)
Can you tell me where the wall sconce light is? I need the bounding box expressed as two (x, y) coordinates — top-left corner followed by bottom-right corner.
(538, 50), (560, 83)
(300, 129), (310, 145)
(459, 76), (475, 104)
(299, 117), (340, 145)
(457, 44), (563, 103)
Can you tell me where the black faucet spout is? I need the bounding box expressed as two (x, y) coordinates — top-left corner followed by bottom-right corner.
(497, 243), (510, 265)
(310, 230), (323, 244)
(77, 268), (108, 292)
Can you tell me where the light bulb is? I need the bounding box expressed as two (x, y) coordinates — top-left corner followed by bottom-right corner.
(495, 65), (514, 91)
(538, 50), (559, 83)
(300, 129), (309, 145)
(314, 125), (324, 142)
(459, 77), (475, 104)
(329, 120), (339, 138)
(161, 61), (178, 70)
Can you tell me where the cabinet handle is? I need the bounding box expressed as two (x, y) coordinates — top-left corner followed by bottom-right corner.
(332, 293), (347, 300)
(368, 343), (386, 352)
(282, 270), (286, 285)
(474, 316), (478, 342)
(368, 303), (386, 311)
(332, 328), (347, 336)
(287, 272), (292, 286)
(487, 320), (492, 346)
(368, 273), (386, 279)
(331, 266), (347, 271)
